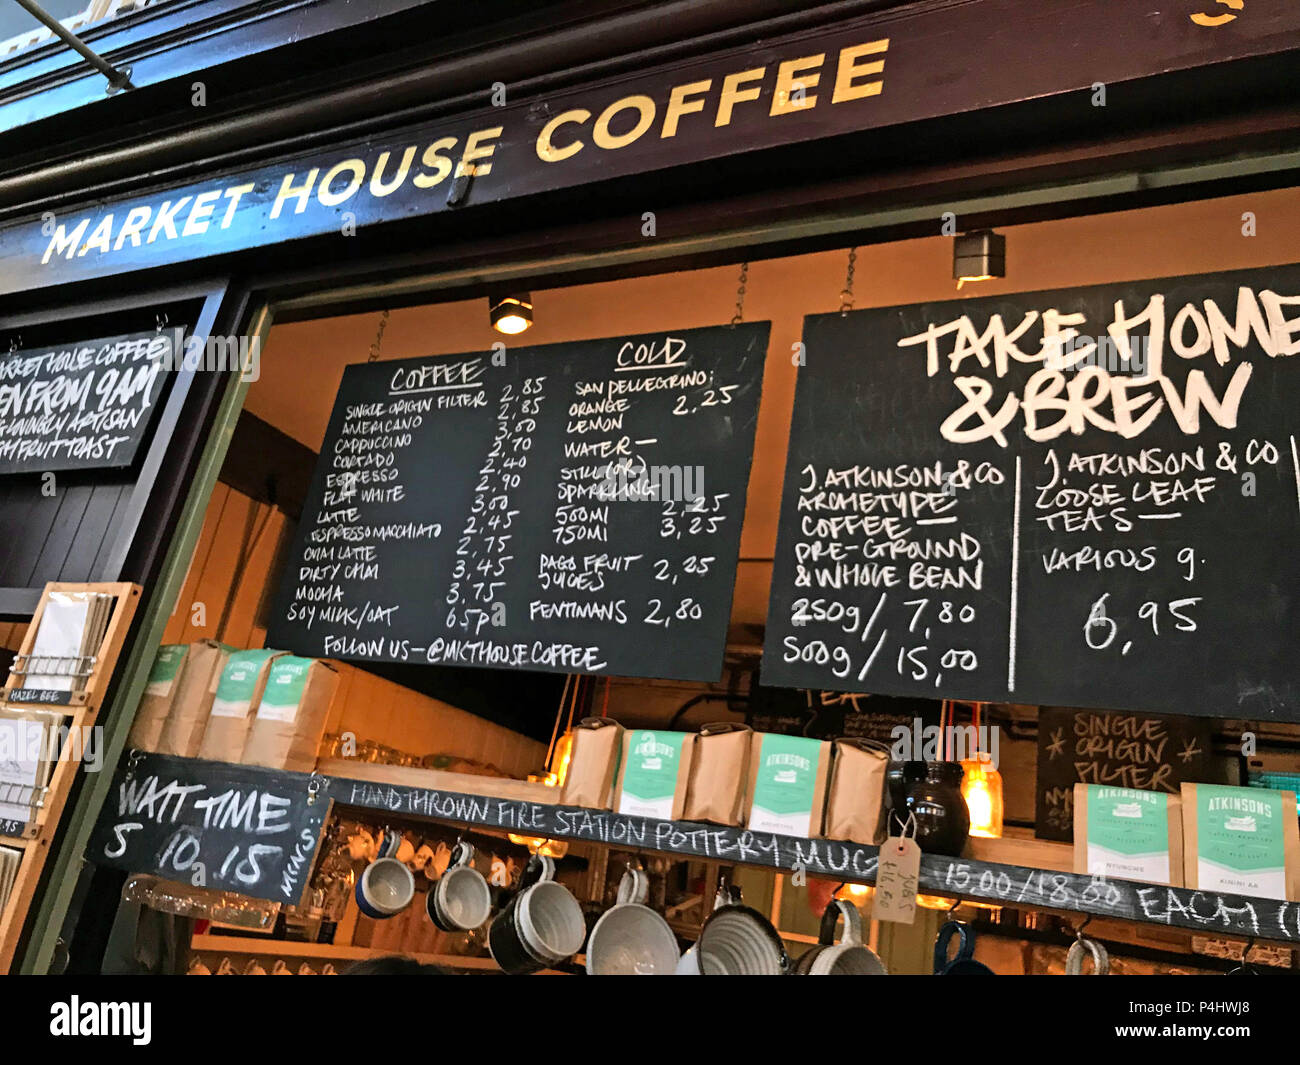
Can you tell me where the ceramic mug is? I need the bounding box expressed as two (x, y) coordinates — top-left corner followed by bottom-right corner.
(793, 899), (888, 975)
(1066, 935), (1110, 975)
(933, 920), (994, 975)
(682, 884), (787, 976)
(586, 867), (680, 976)
(355, 856), (416, 919)
(427, 842), (493, 932)
(488, 855), (585, 975)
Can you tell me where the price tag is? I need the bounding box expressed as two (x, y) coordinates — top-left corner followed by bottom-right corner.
(874, 836), (920, 925)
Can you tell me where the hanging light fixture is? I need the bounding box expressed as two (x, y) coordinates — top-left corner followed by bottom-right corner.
(953, 230), (1006, 289)
(490, 292), (533, 334)
(961, 758), (1004, 838)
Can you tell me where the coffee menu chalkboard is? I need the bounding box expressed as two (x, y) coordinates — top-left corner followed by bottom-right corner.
(267, 323), (768, 681)
(0, 328), (181, 475)
(763, 264), (1300, 718)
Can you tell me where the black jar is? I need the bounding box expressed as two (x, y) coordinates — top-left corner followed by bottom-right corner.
(887, 760), (970, 856)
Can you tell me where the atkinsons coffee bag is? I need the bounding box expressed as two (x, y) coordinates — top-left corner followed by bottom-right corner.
(1073, 784), (1183, 886)
(1182, 783), (1300, 901)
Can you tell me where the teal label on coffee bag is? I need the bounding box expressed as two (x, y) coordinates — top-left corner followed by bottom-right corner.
(210, 649), (281, 718)
(618, 730), (687, 819)
(1196, 784), (1287, 898)
(749, 734), (822, 836)
(1084, 786), (1171, 885)
(258, 656), (314, 722)
(145, 645), (188, 697)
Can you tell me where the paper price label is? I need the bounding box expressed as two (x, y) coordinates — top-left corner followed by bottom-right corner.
(874, 836), (920, 924)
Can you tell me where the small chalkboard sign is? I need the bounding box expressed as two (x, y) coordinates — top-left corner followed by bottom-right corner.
(6, 687), (72, 706)
(1034, 706), (1215, 841)
(0, 328), (181, 475)
(89, 753), (330, 905)
(748, 687), (940, 748)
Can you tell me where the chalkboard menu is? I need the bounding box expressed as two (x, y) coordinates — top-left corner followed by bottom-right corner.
(89, 754), (328, 905)
(0, 328), (181, 474)
(267, 323), (769, 681)
(1034, 706), (1215, 841)
(763, 264), (1300, 718)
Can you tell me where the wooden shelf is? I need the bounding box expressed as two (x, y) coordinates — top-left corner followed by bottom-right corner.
(189, 934), (566, 974)
(101, 752), (1300, 948)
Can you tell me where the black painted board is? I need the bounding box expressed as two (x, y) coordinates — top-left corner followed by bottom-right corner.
(1034, 706), (1216, 841)
(763, 264), (1300, 719)
(266, 323), (769, 682)
(88, 754), (329, 906)
(329, 772), (1300, 945)
(0, 328), (182, 475)
(748, 685), (941, 746)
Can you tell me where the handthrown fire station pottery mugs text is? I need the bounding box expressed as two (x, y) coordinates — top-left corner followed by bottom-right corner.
(585, 866), (680, 975)
(489, 855), (585, 974)
(427, 842), (493, 932)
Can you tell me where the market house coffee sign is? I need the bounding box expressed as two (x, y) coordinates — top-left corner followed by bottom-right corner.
(763, 263), (1300, 719)
(3, 0), (1299, 293)
(0, 328), (181, 475)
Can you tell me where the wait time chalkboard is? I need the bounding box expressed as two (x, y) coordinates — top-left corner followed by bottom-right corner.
(763, 263), (1300, 719)
(267, 323), (768, 681)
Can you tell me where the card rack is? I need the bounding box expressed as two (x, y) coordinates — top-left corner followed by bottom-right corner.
(0, 581), (140, 973)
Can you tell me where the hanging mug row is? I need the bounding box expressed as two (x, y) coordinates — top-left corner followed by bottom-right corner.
(355, 839), (893, 975)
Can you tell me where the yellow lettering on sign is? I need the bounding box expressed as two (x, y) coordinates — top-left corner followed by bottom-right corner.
(770, 54), (824, 116)
(459, 127), (504, 176)
(413, 137), (459, 188)
(271, 170), (319, 218)
(715, 67), (765, 127)
(370, 146), (418, 197)
(593, 95), (656, 149)
(317, 159), (367, 207)
(833, 39), (889, 103)
(536, 109), (590, 162)
(661, 79), (712, 138)
(1191, 0), (1243, 26)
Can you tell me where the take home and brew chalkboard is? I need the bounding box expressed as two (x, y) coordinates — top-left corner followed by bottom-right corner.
(1033, 706), (1216, 841)
(0, 328), (181, 475)
(267, 323), (769, 681)
(89, 753), (328, 905)
(763, 263), (1300, 719)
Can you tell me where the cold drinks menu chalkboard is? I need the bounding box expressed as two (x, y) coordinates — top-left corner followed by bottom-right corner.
(268, 323), (768, 681)
(763, 264), (1300, 719)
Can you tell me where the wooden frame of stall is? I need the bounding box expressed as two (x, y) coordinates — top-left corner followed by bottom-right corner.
(0, 581), (140, 971)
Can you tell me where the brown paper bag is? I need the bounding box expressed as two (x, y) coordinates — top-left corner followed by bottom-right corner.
(197, 649), (286, 763)
(823, 738), (891, 845)
(559, 718), (623, 808)
(242, 657), (340, 772)
(682, 722), (752, 826)
(1072, 784), (1184, 886)
(126, 644), (192, 752)
(156, 641), (230, 757)
(1182, 783), (1300, 901)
